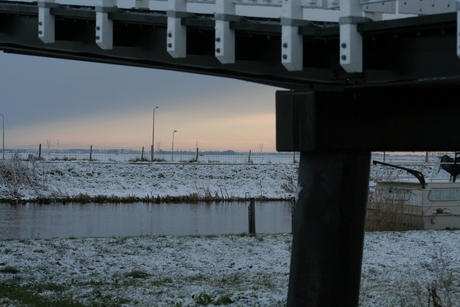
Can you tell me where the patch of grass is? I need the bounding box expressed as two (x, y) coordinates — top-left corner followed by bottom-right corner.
(0, 283), (83, 307)
(1, 248), (12, 254)
(125, 270), (151, 279)
(280, 176), (297, 194)
(129, 157), (150, 162)
(193, 292), (234, 306)
(216, 294), (234, 305)
(366, 190), (421, 231)
(194, 292), (213, 305)
(0, 267), (19, 274)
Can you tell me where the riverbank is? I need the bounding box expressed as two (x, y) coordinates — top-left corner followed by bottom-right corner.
(0, 161), (298, 203)
(0, 158), (435, 203)
(1, 230), (460, 306)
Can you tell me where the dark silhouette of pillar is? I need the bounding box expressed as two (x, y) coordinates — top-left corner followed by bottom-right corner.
(287, 151), (370, 306)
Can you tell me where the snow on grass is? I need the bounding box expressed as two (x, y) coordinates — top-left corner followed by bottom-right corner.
(1, 234), (290, 306)
(0, 155), (442, 201)
(1, 162), (299, 201)
(2, 158), (459, 305)
(1, 231), (460, 306)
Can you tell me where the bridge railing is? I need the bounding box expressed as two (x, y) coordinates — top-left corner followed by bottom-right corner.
(34, 0), (459, 74)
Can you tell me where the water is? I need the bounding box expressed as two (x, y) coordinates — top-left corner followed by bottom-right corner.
(0, 201), (292, 239)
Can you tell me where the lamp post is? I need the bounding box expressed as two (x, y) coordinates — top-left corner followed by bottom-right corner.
(0, 113), (3, 160)
(171, 130), (177, 161)
(151, 106), (158, 162)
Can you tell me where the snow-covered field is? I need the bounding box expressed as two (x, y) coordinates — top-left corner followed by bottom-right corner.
(1, 231), (459, 306)
(0, 161), (299, 201)
(0, 157), (438, 201)
(1, 158), (459, 306)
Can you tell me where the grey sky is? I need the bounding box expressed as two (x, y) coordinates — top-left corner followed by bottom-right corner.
(0, 0), (351, 151)
(0, 51), (279, 150)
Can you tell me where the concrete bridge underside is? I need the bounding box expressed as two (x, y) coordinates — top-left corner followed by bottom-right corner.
(2, 2), (460, 306)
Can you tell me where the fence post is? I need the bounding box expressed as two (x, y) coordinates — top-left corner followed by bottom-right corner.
(38, 144), (42, 160)
(141, 146), (145, 161)
(248, 198), (256, 234)
(293, 152), (296, 163)
(89, 145), (93, 161)
(196, 147), (199, 162)
(151, 144), (154, 162)
(248, 150), (252, 163)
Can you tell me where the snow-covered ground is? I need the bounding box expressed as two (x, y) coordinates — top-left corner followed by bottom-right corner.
(0, 161), (299, 200)
(0, 157), (439, 201)
(2, 158), (459, 306)
(1, 231), (459, 306)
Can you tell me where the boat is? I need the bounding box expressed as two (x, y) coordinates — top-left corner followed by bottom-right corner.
(369, 155), (460, 230)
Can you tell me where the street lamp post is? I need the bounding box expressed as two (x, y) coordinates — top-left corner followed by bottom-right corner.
(0, 113), (4, 160)
(151, 106), (158, 162)
(171, 130), (177, 161)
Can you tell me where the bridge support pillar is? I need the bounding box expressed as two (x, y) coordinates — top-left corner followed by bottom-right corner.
(276, 88), (460, 305)
(287, 150), (370, 306)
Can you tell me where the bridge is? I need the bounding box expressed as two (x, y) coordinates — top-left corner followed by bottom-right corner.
(2, 0), (460, 305)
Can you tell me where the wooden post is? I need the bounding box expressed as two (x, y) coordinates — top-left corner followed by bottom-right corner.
(196, 147), (199, 162)
(151, 144), (154, 162)
(248, 150), (252, 164)
(89, 145), (93, 161)
(141, 146), (145, 161)
(248, 198), (256, 234)
(38, 144), (42, 160)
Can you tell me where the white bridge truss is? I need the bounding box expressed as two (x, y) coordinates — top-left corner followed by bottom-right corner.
(37, 0), (460, 73)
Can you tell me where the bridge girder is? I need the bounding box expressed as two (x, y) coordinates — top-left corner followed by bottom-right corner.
(1, 1), (460, 91)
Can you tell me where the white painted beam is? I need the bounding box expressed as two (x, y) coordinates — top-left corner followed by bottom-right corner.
(281, 0), (303, 71)
(304, 0), (328, 8)
(399, 0), (456, 15)
(215, 0), (236, 64)
(96, 0), (117, 50)
(167, 0), (187, 58)
(361, 0), (395, 14)
(38, 0), (56, 44)
(339, 0), (363, 73)
(135, 0), (150, 9)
